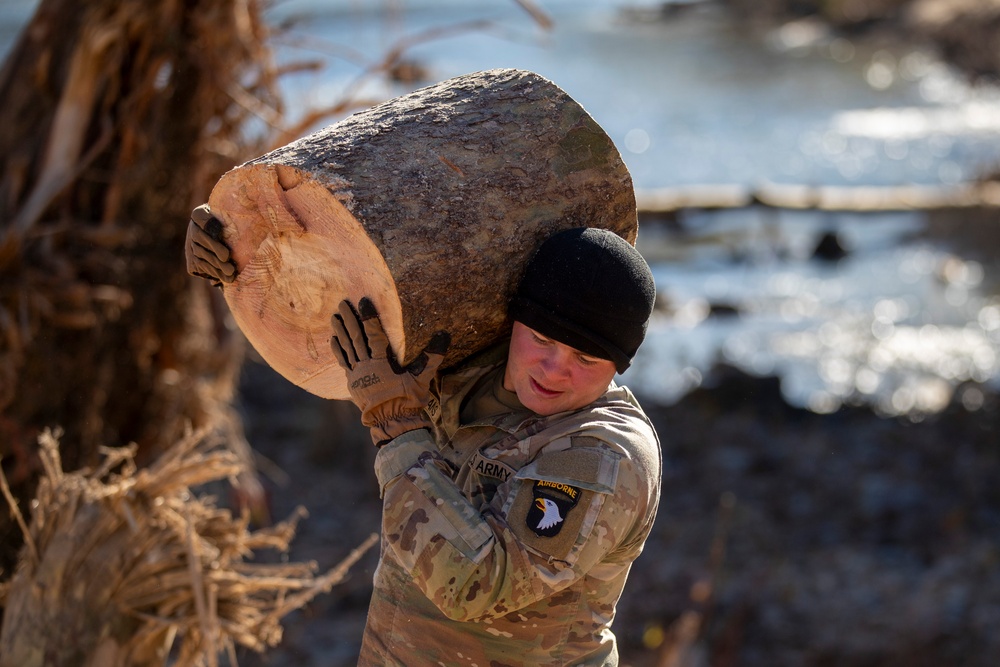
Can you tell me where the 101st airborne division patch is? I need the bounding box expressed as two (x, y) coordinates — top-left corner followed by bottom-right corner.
(527, 480), (581, 537)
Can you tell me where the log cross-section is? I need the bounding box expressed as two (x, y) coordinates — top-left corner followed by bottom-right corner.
(208, 68), (638, 399)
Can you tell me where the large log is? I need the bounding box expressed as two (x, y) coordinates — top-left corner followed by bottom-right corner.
(208, 68), (637, 400)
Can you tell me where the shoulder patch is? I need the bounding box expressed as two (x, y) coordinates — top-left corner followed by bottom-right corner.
(527, 480), (580, 537)
(503, 439), (621, 561)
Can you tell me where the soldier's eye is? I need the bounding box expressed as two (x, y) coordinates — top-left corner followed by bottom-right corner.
(531, 331), (552, 345)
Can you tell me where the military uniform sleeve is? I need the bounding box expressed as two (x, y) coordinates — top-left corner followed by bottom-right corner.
(374, 431), (655, 622)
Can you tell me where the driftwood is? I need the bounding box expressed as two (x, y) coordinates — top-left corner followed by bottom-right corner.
(635, 180), (1000, 214)
(208, 68), (637, 399)
(0, 428), (376, 667)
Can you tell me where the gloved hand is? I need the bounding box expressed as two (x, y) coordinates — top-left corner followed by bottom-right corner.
(185, 204), (237, 285)
(331, 297), (450, 446)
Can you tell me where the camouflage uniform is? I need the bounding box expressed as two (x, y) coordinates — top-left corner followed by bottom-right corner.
(358, 341), (661, 666)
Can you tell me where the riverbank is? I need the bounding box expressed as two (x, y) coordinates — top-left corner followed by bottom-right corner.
(723, 0), (1000, 86)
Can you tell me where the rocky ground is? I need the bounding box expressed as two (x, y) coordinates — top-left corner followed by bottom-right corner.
(233, 349), (1000, 667)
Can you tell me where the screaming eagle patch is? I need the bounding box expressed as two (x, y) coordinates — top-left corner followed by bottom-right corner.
(527, 480), (581, 537)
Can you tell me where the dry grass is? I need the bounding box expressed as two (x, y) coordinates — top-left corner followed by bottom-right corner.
(0, 428), (376, 667)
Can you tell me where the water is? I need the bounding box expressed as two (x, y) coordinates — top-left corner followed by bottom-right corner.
(630, 208), (1000, 414)
(0, 0), (32, 60)
(268, 0), (1000, 189)
(4, 0), (1000, 415)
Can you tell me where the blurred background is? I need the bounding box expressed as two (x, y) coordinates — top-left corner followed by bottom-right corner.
(2, 1), (999, 666)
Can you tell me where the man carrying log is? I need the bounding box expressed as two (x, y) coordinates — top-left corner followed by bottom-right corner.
(187, 213), (661, 666)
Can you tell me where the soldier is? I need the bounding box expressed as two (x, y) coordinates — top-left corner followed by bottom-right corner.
(187, 209), (661, 666)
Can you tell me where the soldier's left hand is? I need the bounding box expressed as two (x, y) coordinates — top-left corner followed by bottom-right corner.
(330, 297), (449, 445)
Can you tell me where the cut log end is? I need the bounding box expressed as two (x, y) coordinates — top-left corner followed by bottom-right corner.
(210, 164), (404, 400)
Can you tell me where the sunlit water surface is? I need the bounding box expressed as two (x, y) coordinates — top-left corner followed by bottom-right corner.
(631, 209), (1000, 414)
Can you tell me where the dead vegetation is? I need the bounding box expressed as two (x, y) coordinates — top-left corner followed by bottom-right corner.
(0, 0), (281, 573)
(0, 427), (376, 667)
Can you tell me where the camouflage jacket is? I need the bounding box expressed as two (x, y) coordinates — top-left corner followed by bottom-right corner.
(358, 342), (661, 666)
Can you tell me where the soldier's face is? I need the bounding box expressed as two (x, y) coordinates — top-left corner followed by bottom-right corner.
(503, 321), (617, 416)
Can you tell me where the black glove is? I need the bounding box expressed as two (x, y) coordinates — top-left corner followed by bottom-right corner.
(185, 204), (237, 285)
(331, 297), (450, 446)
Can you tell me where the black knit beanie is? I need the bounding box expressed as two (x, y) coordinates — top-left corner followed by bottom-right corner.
(509, 227), (656, 373)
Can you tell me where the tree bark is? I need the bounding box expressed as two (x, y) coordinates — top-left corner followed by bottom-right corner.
(0, 0), (274, 575)
(209, 68), (638, 399)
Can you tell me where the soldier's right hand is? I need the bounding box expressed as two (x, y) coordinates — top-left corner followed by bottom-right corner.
(331, 297), (450, 446)
(185, 204), (237, 285)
